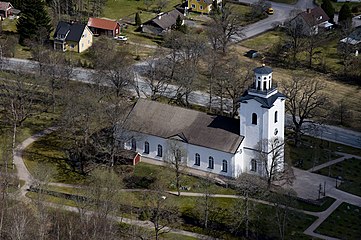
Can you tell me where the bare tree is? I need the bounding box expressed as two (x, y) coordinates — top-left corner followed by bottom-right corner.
(141, 52), (171, 100)
(165, 139), (187, 196)
(0, 72), (44, 168)
(90, 37), (135, 98)
(207, 1), (244, 53)
(142, 177), (181, 240)
(163, 32), (206, 106)
(271, 189), (297, 240)
(256, 138), (284, 189)
(59, 83), (105, 174)
(284, 14), (306, 65)
(281, 76), (329, 146)
(232, 174), (267, 238)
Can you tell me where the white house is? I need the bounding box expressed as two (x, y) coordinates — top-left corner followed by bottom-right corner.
(289, 7), (333, 36)
(122, 66), (286, 178)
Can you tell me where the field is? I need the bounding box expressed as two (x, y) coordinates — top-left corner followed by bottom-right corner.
(316, 203), (361, 239)
(316, 157), (361, 197)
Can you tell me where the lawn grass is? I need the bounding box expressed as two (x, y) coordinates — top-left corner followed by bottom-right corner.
(2, 18), (17, 32)
(316, 203), (361, 239)
(285, 134), (342, 171)
(103, 0), (181, 20)
(270, 0), (297, 4)
(131, 162), (236, 194)
(295, 196), (336, 212)
(25, 185), (317, 240)
(316, 157), (361, 197)
(23, 131), (87, 184)
(240, 29), (286, 52)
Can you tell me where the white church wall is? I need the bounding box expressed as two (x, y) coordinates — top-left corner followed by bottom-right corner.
(240, 100), (265, 149)
(124, 132), (236, 178)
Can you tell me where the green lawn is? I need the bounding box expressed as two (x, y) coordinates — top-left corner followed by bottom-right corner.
(2, 17), (17, 32)
(316, 157), (361, 197)
(295, 196), (336, 212)
(316, 203), (361, 239)
(240, 30), (286, 52)
(103, 0), (181, 20)
(285, 135), (342, 171)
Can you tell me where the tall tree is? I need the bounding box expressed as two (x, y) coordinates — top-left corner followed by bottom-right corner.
(256, 138), (284, 189)
(338, 3), (352, 25)
(284, 16), (306, 66)
(135, 12), (142, 26)
(16, 0), (52, 45)
(321, 0), (335, 23)
(281, 76), (329, 146)
(165, 140), (187, 196)
(207, 1), (244, 53)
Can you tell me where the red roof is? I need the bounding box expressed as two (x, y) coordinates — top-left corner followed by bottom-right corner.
(0, 2), (12, 11)
(87, 17), (119, 31)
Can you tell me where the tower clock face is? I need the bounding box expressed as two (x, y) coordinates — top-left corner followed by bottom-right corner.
(274, 128), (278, 135)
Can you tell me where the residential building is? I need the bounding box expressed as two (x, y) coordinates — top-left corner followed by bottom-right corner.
(142, 9), (184, 35)
(340, 26), (361, 55)
(290, 7), (333, 35)
(53, 21), (93, 53)
(188, 0), (221, 14)
(121, 66), (286, 178)
(87, 17), (120, 37)
(0, 1), (20, 18)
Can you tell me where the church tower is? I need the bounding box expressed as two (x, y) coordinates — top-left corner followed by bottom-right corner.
(239, 65), (286, 175)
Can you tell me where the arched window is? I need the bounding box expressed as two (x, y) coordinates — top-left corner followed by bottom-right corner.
(144, 141), (149, 154)
(157, 144), (163, 157)
(251, 159), (257, 172)
(131, 139), (136, 151)
(195, 153), (200, 166)
(252, 113), (257, 125)
(275, 111), (278, 123)
(208, 156), (214, 169)
(222, 160), (227, 172)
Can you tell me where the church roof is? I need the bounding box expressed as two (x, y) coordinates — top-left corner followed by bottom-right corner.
(253, 66), (273, 74)
(124, 99), (243, 154)
(239, 91), (286, 109)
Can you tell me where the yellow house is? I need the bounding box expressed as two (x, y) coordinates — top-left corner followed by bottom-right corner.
(53, 21), (93, 53)
(188, 0), (221, 14)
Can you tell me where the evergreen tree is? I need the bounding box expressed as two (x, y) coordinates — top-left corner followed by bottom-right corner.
(321, 0), (335, 23)
(16, 0), (52, 45)
(135, 12), (142, 26)
(338, 3), (352, 24)
(174, 15), (187, 33)
(11, 0), (25, 11)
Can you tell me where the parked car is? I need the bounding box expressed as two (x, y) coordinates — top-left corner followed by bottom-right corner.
(114, 35), (128, 41)
(266, 8), (274, 15)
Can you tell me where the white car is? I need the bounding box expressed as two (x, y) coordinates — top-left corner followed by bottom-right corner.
(114, 35), (128, 41)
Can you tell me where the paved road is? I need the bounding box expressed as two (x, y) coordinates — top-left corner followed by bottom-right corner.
(233, 0), (316, 40)
(3, 57), (361, 149)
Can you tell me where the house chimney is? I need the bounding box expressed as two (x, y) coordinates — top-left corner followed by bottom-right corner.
(306, 8), (311, 14)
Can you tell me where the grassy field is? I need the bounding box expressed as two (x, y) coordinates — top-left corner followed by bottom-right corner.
(103, 0), (181, 20)
(240, 30), (286, 52)
(316, 203), (361, 239)
(26, 185), (317, 240)
(316, 157), (361, 197)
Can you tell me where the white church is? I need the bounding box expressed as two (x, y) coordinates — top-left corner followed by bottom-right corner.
(123, 65), (286, 178)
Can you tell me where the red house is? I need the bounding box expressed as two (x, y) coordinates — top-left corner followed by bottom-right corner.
(87, 17), (120, 37)
(0, 2), (20, 18)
